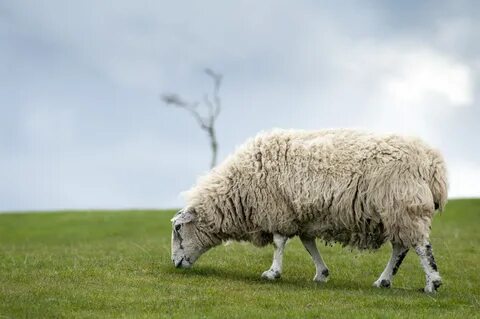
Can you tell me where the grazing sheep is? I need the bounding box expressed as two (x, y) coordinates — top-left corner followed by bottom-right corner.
(171, 129), (448, 293)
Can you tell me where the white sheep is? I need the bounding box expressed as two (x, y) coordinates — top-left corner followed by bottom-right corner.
(171, 129), (448, 293)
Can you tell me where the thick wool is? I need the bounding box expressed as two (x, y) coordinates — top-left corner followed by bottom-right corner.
(185, 129), (448, 250)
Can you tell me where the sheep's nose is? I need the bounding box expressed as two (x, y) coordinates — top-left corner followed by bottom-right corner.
(174, 257), (184, 268)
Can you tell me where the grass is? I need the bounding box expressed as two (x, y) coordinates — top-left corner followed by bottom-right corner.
(0, 200), (479, 318)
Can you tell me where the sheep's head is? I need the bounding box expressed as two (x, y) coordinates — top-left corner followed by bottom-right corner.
(171, 207), (216, 268)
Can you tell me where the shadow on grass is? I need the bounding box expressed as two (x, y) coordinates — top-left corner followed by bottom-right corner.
(159, 263), (424, 295)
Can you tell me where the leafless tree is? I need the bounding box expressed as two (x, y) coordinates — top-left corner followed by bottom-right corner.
(161, 68), (223, 169)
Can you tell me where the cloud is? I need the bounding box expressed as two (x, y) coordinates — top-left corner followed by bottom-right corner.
(372, 46), (474, 141)
(21, 104), (77, 149)
(448, 161), (480, 198)
(380, 48), (473, 107)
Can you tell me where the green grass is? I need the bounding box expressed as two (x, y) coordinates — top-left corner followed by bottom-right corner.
(1, 200), (479, 318)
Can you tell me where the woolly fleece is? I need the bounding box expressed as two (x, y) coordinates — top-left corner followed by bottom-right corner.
(185, 129), (448, 249)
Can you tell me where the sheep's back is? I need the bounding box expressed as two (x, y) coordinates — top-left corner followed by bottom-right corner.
(247, 129), (437, 247)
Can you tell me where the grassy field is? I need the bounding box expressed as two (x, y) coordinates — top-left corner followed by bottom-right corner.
(0, 200), (479, 318)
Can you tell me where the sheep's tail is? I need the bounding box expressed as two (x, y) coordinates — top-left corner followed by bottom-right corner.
(427, 149), (448, 212)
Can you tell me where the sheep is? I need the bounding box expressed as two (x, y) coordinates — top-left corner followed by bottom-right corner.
(171, 129), (448, 293)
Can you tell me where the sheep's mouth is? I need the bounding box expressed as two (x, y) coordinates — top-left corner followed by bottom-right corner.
(174, 257), (192, 268)
(174, 257), (184, 268)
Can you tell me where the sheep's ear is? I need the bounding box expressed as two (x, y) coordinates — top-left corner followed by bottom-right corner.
(171, 208), (196, 224)
(170, 210), (182, 222)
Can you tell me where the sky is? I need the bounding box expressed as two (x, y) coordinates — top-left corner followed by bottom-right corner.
(1, 0), (480, 211)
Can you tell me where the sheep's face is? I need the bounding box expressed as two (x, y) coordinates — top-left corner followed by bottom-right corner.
(171, 208), (210, 268)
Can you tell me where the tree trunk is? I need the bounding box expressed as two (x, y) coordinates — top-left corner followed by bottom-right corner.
(207, 127), (218, 169)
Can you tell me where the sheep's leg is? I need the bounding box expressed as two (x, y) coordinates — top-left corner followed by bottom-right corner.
(373, 242), (409, 288)
(415, 240), (442, 293)
(300, 237), (329, 282)
(261, 233), (288, 280)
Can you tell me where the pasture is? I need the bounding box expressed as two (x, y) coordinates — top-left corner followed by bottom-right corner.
(1, 199), (479, 318)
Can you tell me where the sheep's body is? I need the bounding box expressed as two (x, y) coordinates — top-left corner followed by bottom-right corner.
(174, 129), (447, 292)
(186, 129), (447, 249)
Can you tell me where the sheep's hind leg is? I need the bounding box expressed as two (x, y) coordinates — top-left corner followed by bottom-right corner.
(300, 237), (329, 282)
(261, 233), (288, 280)
(415, 240), (442, 293)
(373, 242), (409, 288)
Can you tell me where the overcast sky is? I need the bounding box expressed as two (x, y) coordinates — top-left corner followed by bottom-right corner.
(1, 0), (479, 211)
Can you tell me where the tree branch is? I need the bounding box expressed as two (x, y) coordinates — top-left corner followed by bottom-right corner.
(161, 94), (209, 129)
(161, 68), (223, 168)
(205, 68), (222, 119)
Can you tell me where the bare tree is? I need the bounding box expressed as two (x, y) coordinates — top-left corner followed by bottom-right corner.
(161, 68), (223, 169)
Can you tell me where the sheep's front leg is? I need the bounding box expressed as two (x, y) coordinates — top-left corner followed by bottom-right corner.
(261, 233), (288, 280)
(415, 240), (442, 293)
(300, 237), (329, 282)
(373, 242), (409, 288)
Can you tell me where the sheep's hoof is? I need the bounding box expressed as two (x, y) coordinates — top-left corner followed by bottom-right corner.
(313, 269), (329, 282)
(424, 279), (442, 293)
(261, 269), (281, 280)
(373, 279), (391, 288)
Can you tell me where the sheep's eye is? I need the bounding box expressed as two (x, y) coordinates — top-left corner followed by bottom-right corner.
(174, 224), (181, 232)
